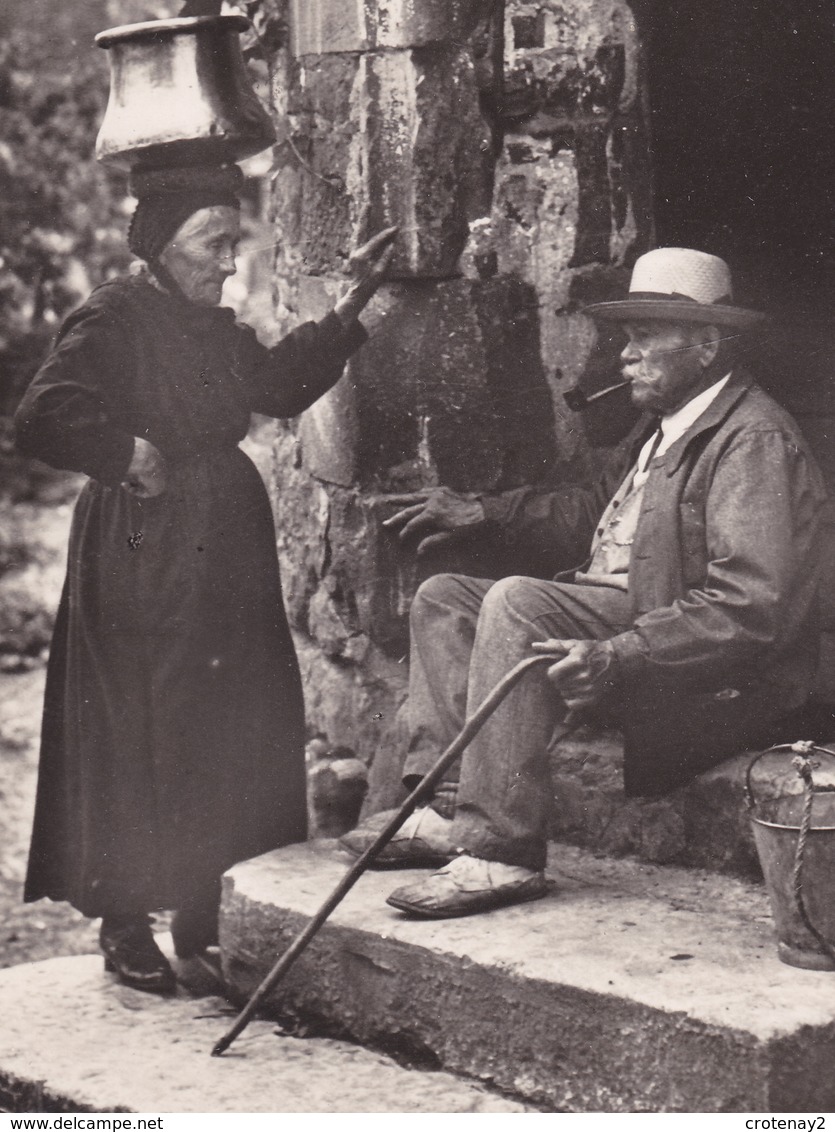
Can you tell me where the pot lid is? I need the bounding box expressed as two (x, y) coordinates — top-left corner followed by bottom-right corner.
(96, 14), (250, 49)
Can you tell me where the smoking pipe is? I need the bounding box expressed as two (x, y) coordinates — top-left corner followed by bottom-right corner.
(563, 380), (630, 412)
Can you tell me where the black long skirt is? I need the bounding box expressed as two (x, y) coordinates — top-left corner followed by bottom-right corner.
(25, 447), (307, 917)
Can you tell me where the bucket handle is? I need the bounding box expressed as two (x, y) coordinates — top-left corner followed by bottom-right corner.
(743, 740), (835, 810)
(745, 740), (835, 966)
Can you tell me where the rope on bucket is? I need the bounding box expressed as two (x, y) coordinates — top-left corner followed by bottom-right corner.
(791, 743), (835, 967)
(746, 740), (835, 967)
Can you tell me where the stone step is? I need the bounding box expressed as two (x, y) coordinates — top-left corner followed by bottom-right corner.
(221, 839), (835, 1113)
(547, 728), (835, 877)
(0, 954), (530, 1113)
(547, 732), (760, 876)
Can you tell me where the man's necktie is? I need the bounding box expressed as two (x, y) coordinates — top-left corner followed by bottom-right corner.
(639, 423), (663, 473)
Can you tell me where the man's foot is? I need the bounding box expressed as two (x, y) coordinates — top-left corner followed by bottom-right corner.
(386, 853), (548, 919)
(339, 805), (456, 869)
(100, 916), (176, 994)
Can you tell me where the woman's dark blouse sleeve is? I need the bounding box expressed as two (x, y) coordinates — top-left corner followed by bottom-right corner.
(15, 299), (136, 486)
(16, 291), (369, 484)
(238, 312), (368, 418)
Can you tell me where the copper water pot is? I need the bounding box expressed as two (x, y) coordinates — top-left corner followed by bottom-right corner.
(95, 15), (275, 169)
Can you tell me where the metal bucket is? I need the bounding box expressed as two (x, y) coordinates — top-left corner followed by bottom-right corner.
(95, 15), (275, 169)
(746, 742), (835, 970)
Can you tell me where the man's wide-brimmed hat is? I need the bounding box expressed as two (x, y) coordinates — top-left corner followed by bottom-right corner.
(583, 248), (766, 328)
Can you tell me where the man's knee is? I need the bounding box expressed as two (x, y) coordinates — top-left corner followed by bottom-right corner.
(478, 575), (541, 621)
(410, 573), (467, 633)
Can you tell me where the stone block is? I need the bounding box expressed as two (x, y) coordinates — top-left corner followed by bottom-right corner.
(453, 0), (650, 340)
(105, 0), (180, 23)
(340, 277), (558, 493)
(375, 0), (484, 49)
(273, 479), (374, 653)
(274, 466), (522, 676)
(271, 54), (359, 277)
(546, 731), (835, 878)
(298, 376), (359, 488)
(503, 41), (627, 128)
(307, 747), (369, 838)
(503, 0), (639, 127)
(271, 44), (494, 278)
(293, 634), (409, 767)
(606, 115), (654, 263)
(277, 274), (560, 494)
(257, 0), (655, 845)
(549, 730), (729, 870)
(479, 122), (647, 311)
(357, 47), (494, 277)
(271, 428), (329, 628)
(289, 0), (484, 55)
(310, 490), (420, 656)
(289, 0), (369, 55)
(223, 841), (835, 1112)
(0, 956), (527, 1112)
(471, 142), (597, 458)
(301, 488), (514, 656)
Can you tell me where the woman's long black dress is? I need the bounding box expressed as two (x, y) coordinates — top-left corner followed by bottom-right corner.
(15, 275), (365, 917)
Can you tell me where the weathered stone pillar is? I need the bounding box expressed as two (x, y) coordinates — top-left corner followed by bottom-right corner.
(245, 0), (652, 804)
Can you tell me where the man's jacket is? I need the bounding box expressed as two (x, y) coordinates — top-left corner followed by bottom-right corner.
(481, 372), (830, 794)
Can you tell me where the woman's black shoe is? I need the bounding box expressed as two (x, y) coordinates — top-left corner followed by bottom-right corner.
(100, 916), (176, 994)
(171, 903), (219, 960)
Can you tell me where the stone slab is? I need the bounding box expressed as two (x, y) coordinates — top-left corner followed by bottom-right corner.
(358, 47), (492, 277)
(273, 45), (493, 279)
(290, 0), (483, 55)
(0, 954), (528, 1113)
(326, 278), (559, 494)
(548, 733), (765, 875)
(222, 840), (835, 1112)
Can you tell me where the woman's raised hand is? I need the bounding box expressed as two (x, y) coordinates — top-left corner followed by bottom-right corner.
(121, 436), (167, 498)
(334, 227), (399, 326)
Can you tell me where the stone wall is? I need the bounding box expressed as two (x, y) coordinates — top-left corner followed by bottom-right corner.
(243, 0), (653, 795)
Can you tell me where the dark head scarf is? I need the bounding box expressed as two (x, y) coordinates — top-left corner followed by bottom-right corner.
(127, 163), (244, 266)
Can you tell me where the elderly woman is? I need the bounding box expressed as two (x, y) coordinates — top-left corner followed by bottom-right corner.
(15, 164), (395, 993)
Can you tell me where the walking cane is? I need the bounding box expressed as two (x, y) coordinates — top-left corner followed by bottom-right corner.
(212, 649), (576, 1056)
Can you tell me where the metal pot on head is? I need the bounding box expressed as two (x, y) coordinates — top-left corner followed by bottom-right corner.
(95, 15), (275, 169)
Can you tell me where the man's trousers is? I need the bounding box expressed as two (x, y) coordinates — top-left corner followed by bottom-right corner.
(403, 574), (632, 871)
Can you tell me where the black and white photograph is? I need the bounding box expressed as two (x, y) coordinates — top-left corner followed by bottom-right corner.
(0, 0), (833, 1119)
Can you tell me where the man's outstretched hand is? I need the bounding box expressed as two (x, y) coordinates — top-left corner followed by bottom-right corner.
(382, 486), (486, 555)
(532, 638), (617, 723)
(334, 226), (399, 326)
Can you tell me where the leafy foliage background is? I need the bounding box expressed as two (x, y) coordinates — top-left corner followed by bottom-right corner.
(0, 1), (130, 663)
(0, 2), (130, 420)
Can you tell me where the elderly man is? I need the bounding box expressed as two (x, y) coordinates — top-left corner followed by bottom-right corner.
(342, 248), (828, 918)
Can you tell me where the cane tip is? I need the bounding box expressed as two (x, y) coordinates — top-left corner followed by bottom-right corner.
(211, 1039), (229, 1057)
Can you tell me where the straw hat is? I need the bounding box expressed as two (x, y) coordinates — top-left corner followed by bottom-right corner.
(583, 248), (766, 327)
